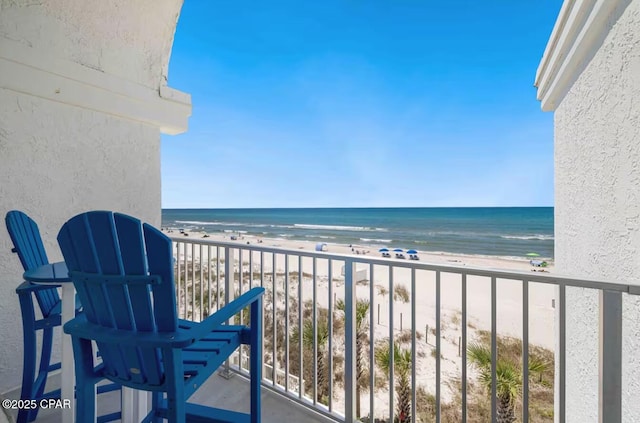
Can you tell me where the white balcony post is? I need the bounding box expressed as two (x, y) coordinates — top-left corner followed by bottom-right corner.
(344, 259), (357, 423)
(599, 290), (622, 423)
(220, 246), (233, 379)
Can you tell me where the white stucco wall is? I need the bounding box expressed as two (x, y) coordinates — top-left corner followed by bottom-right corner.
(0, 0), (189, 393)
(553, 1), (640, 421)
(0, 0), (182, 89)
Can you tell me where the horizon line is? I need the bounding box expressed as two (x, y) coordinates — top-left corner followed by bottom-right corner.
(162, 205), (555, 210)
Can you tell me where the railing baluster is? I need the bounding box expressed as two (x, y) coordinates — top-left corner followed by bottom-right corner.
(312, 257), (318, 405)
(285, 254), (290, 392)
(436, 270), (441, 423)
(272, 253), (277, 387)
(224, 247), (231, 306)
(176, 242), (182, 319)
(260, 251), (264, 288)
(182, 242), (187, 319)
(191, 242), (195, 320)
(259, 251), (264, 382)
(216, 246), (220, 310)
(207, 245), (212, 318)
(199, 243), (203, 321)
(559, 284), (565, 423)
(369, 263), (375, 422)
(344, 259), (356, 423)
(298, 255), (303, 398)
(462, 272), (467, 423)
(222, 247), (232, 378)
(411, 268), (417, 423)
(523, 279), (529, 423)
(249, 249), (254, 289)
(491, 276), (497, 423)
(328, 259), (334, 412)
(239, 249), (244, 296)
(239, 249), (244, 370)
(389, 267), (394, 423)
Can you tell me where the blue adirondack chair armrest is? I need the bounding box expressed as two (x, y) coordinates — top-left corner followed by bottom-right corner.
(64, 315), (197, 349)
(16, 281), (82, 313)
(63, 287), (265, 349)
(15, 280), (61, 294)
(184, 287), (265, 343)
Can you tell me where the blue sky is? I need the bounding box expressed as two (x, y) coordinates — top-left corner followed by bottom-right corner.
(161, 1), (562, 208)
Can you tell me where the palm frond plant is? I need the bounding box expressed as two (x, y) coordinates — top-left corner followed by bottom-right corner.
(375, 341), (412, 423)
(467, 341), (551, 423)
(292, 319), (330, 404)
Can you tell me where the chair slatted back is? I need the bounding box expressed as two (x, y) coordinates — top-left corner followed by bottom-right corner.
(57, 211), (178, 388)
(5, 210), (60, 317)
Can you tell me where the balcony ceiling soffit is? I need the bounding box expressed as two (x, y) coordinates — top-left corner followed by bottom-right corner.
(0, 37), (192, 135)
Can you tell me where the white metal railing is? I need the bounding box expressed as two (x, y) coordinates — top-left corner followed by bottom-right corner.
(170, 235), (633, 423)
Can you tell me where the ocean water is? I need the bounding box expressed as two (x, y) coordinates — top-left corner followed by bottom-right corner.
(162, 207), (554, 259)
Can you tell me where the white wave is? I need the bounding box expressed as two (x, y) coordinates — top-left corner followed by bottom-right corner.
(293, 223), (382, 232)
(360, 238), (393, 243)
(305, 235), (337, 239)
(501, 234), (554, 241)
(175, 220), (267, 228)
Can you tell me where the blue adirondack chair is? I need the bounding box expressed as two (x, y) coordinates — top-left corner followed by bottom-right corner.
(5, 210), (64, 423)
(5, 210), (120, 423)
(58, 211), (264, 423)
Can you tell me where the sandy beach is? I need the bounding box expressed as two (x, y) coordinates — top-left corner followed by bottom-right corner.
(164, 228), (556, 417)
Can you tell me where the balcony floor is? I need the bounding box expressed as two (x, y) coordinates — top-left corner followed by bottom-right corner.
(4, 372), (333, 423)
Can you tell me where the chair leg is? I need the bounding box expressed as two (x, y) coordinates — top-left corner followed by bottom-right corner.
(250, 298), (263, 423)
(72, 337), (97, 422)
(151, 392), (164, 423)
(26, 326), (55, 421)
(165, 390), (186, 423)
(24, 327), (55, 422)
(17, 293), (37, 423)
(163, 353), (186, 423)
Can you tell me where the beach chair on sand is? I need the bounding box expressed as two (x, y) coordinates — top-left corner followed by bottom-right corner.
(58, 211), (265, 423)
(529, 260), (549, 272)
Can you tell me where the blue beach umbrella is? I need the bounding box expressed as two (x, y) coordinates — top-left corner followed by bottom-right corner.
(393, 248), (404, 252)
(406, 249), (418, 254)
(379, 248), (389, 252)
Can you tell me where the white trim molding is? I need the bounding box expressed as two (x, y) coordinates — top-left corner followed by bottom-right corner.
(0, 37), (192, 135)
(534, 0), (632, 111)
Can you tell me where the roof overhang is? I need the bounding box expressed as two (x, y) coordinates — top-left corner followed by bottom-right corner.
(0, 37), (192, 135)
(534, 0), (631, 112)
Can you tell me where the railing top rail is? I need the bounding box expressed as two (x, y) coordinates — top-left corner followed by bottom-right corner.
(169, 235), (637, 294)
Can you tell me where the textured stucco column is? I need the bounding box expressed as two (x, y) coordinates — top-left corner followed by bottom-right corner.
(536, 0), (640, 421)
(0, 0), (191, 393)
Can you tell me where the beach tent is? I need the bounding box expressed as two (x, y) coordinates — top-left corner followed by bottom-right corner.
(315, 243), (328, 252)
